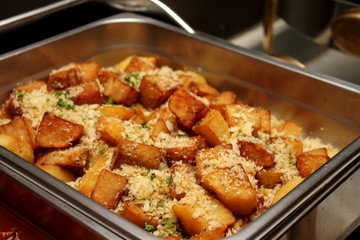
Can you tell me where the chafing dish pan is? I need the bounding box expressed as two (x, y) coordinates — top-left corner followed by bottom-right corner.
(0, 13), (359, 240)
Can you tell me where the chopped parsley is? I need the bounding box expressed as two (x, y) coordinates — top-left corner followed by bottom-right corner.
(161, 218), (176, 229)
(98, 149), (106, 155)
(166, 176), (173, 186)
(104, 98), (115, 105)
(178, 133), (188, 137)
(16, 90), (25, 100)
(56, 98), (74, 110)
(141, 122), (150, 129)
(149, 172), (156, 180)
(144, 222), (155, 232)
(123, 73), (141, 90)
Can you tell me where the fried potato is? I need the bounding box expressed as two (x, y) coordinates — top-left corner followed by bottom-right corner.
(98, 105), (134, 120)
(103, 78), (138, 106)
(169, 163), (197, 200)
(176, 71), (207, 88)
(0, 117), (34, 149)
(36, 146), (89, 168)
(169, 88), (208, 129)
(139, 75), (179, 109)
(1, 90), (23, 118)
(47, 66), (82, 90)
(77, 152), (110, 196)
(189, 227), (227, 240)
(97, 68), (122, 84)
(96, 117), (125, 146)
(116, 55), (157, 73)
(273, 177), (303, 204)
(296, 148), (330, 178)
(129, 104), (149, 124)
(121, 203), (159, 228)
(188, 81), (219, 97)
(195, 144), (232, 179)
(166, 145), (198, 166)
(172, 198), (235, 235)
(0, 134), (34, 163)
(36, 164), (77, 182)
(210, 91), (238, 117)
(16, 80), (46, 92)
(91, 169), (127, 209)
(202, 168), (258, 216)
(113, 139), (161, 170)
(239, 141), (275, 168)
(255, 171), (283, 188)
(275, 120), (303, 138)
(149, 107), (178, 138)
(73, 62), (100, 81)
(71, 81), (102, 105)
(192, 109), (230, 147)
(35, 112), (84, 148)
(224, 104), (261, 137)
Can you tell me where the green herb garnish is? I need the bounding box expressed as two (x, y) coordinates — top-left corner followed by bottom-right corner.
(144, 222), (155, 232)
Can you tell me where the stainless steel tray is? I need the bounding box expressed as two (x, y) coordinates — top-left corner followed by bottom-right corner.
(0, 13), (359, 240)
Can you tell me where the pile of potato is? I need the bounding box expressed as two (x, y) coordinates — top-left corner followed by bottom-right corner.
(0, 56), (331, 239)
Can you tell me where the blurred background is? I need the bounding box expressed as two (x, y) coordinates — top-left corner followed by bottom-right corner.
(0, 0), (359, 85)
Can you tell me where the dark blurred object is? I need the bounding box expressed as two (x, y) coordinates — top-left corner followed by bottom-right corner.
(278, 0), (360, 55)
(331, 7), (360, 57)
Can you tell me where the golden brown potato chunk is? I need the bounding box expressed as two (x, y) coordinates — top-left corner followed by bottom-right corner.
(91, 169), (127, 209)
(188, 81), (219, 97)
(166, 145), (198, 166)
(273, 177), (303, 204)
(47, 67), (82, 90)
(103, 78), (138, 106)
(36, 164), (77, 182)
(73, 62), (100, 82)
(78, 153), (107, 197)
(210, 91), (238, 116)
(36, 146), (89, 168)
(202, 168), (258, 216)
(296, 148), (330, 178)
(0, 134), (34, 163)
(224, 104), (261, 136)
(35, 112), (84, 148)
(71, 81), (102, 105)
(119, 55), (157, 73)
(275, 120), (303, 138)
(148, 107), (178, 138)
(1, 90), (23, 118)
(239, 141), (275, 168)
(98, 105), (134, 120)
(256, 171), (283, 188)
(189, 227), (226, 240)
(97, 68), (122, 84)
(96, 117), (125, 146)
(168, 88), (208, 129)
(0, 117), (34, 149)
(121, 203), (159, 228)
(113, 139), (161, 170)
(172, 198), (235, 235)
(139, 75), (179, 109)
(16, 80), (46, 92)
(192, 109), (230, 147)
(129, 104), (149, 124)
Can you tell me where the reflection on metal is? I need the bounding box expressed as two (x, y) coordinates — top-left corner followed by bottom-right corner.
(263, 0), (305, 68)
(332, 8), (360, 57)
